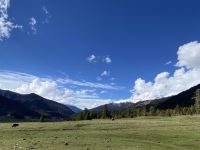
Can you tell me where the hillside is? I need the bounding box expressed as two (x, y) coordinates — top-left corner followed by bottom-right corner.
(66, 105), (82, 113)
(0, 89), (74, 120)
(92, 84), (200, 112)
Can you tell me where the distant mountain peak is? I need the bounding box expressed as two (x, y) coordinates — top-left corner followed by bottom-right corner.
(0, 89), (75, 120)
(91, 84), (200, 112)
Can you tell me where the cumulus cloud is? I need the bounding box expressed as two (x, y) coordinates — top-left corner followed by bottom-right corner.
(176, 41), (200, 69)
(0, 0), (22, 40)
(0, 70), (120, 108)
(101, 70), (110, 76)
(29, 17), (37, 34)
(131, 41), (200, 102)
(102, 56), (112, 64)
(87, 54), (96, 63)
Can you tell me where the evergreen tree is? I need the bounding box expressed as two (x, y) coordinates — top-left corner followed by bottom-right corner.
(126, 108), (131, 117)
(195, 89), (200, 114)
(149, 106), (156, 116)
(190, 105), (196, 115)
(155, 109), (160, 116)
(136, 108), (143, 117)
(111, 110), (117, 119)
(175, 105), (180, 115)
(142, 107), (147, 116)
(182, 107), (187, 115)
(77, 111), (84, 120)
(83, 108), (91, 120)
(39, 112), (45, 122)
(165, 109), (172, 117)
(101, 105), (110, 119)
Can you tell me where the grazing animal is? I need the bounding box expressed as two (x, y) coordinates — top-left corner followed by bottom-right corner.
(12, 123), (19, 127)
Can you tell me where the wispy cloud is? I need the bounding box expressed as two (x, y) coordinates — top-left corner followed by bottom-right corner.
(165, 61), (172, 65)
(87, 54), (96, 63)
(101, 70), (110, 77)
(42, 6), (48, 14)
(0, 70), (123, 108)
(87, 54), (112, 64)
(57, 78), (122, 90)
(29, 17), (37, 34)
(0, 0), (22, 40)
(42, 6), (51, 24)
(100, 90), (107, 94)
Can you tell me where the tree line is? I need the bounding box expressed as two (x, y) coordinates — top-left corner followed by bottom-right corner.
(75, 89), (200, 120)
(75, 104), (197, 120)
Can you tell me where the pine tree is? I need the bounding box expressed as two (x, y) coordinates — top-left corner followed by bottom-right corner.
(126, 108), (131, 117)
(136, 108), (141, 117)
(194, 89), (200, 114)
(155, 109), (160, 116)
(190, 105), (196, 115)
(101, 105), (110, 119)
(186, 107), (192, 115)
(111, 110), (117, 119)
(165, 109), (171, 117)
(39, 112), (45, 122)
(182, 107), (187, 115)
(142, 107), (147, 116)
(149, 106), (156, 116)
(175, 105), (180, 115)
(83, 108), (91, 120)
(76, 111), (84, 120)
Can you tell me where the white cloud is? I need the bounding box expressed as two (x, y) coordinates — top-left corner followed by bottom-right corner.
(131, 41), (200, 102)
(103, 56), (112, 64)
(0, 70), (121, 109)
(0, 0), (22, 40)
(176, 41), (200, 69)
(42, 6), (49, 15)
(101, 70), (110, 76)
(87, 54), (96, 63)
(29, 17), (37, 34)
(100, 90), (107, 94)
(165, 61), (172, 65)
(42, 6), (51, 24)
(57, 77), (122, 90)
(87, 54), (112, 64)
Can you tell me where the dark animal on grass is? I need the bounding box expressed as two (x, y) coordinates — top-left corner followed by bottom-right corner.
(112, 117), (115, 121)
(12, 123), (19, 127)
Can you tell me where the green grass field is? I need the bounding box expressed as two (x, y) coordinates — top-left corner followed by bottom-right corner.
(1, 116), (200, 150)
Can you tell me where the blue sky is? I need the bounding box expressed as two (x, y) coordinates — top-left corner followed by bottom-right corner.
(1, 0), (200, 108)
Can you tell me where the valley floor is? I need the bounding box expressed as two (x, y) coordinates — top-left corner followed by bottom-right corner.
(0, 116), (200, 150)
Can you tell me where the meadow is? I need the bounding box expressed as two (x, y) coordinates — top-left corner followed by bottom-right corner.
(0, 116), (200, 150)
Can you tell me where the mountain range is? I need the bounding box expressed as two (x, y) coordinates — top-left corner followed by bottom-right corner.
(0, 83), (199, 121)
(0, 89), (74, 121)
(91, 84), (200, 112)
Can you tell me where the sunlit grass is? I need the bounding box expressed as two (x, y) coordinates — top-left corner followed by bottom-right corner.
(0, 116), (200, 150)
